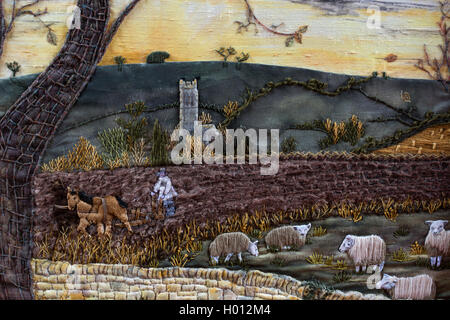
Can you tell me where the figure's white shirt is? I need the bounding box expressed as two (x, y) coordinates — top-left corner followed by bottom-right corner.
(153, 176), (178, 200)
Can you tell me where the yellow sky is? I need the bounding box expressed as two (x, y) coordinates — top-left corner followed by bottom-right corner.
(0, 0), (443, 79)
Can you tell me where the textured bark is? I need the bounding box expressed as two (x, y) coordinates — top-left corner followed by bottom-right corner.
(0, 0), (141, 300)
(0, 2), (5, 58)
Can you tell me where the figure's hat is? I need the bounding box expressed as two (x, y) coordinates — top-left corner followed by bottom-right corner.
(156, 168), (166, 177)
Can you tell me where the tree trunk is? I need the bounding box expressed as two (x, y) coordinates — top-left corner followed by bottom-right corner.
(0, 0), (141, 299)
(0, 2), (6, 58)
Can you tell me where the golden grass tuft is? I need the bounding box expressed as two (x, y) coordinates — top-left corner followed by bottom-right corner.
(41, 137), (104, 172)
(223, 101), (239, 119)
(311, 226), (327, 237)
(199, 112), (212, 125)
(410, 241), (427, 255)
(169, 250), (192, 267)
(35, 196), (449, 267)
(306, 252), (324, 264)
(392, 248), (414, 262)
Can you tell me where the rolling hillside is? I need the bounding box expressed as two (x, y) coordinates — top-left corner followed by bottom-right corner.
(0, 62), (448, 161)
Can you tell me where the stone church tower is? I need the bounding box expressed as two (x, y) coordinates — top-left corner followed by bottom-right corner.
(179, 79), (199, 134)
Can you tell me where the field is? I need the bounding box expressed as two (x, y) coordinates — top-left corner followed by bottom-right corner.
(32, 153), (450, 299)
(176, 211), (450, 299)
(375, 124), (450, 155)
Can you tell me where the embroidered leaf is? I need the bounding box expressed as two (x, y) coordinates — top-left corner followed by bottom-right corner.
(297, 25), (308, 33)
(384, 53), (398, 63)
(47, 30), (57, 46)
(285, 36), (294, 47)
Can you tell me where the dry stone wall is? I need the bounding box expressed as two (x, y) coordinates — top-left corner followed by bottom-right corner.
(31, 259), (388, 300)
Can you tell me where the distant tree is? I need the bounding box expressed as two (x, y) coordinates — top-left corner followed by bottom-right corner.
(415, 0), (449, 92)
(114, 55), (126, 71)
(215, 46), (237, 62)
(0, 0), (55, 58)
(6, 61), (21, 77)
(146, 51), (170, 63)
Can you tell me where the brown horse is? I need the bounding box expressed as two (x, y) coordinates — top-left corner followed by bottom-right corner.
(66, 187), (132, 236)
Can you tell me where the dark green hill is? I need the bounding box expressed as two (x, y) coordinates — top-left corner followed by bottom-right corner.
(0, 61), (448, 161)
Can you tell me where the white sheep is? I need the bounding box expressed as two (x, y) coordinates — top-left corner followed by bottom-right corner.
(209, 232), (258, 264)
(375, 274), (436, 300)
(265, 224), (311, 250)
(424, 220), (449, 268)
(339, 234), (386, 272)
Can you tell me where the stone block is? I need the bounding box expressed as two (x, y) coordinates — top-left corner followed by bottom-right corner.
(35, 282), (52, 291)
(142, 290), (156, 300)
(154, 284), (166, 293)
(103, 292), (115, 300)
(57, 275), (69, 283)
(52, 283), (66, 291)
(223, 289), (237, 300)
(178, 291), (197, 297)
(218, 280), (232, 290)
(193, 278), (206, 285)
(162, 277), (176, 284)
(83, 290), (99, 299)
(208, 288), (223, 300)
(167, 284), (181, 292)
(169, 293), (178, 300)
(95, 274), (107, 282)
(232, 285), (245, 296)
(127, 292), (141, 300)
(245, 286), (256, 297)
(195, 285), (208, 292)
(255, 293), (272, 300)
(130, 285), (141, 292)
(182, 285), (195, 291)
(69, 291), (85, 300)
(206, 279), (217, 287)
(198, 293), (208, 300)
(156, 292), (169, 300)
(98, 282), (111, 292)
(44, 290), (58, 300)
(114, 292), (127, 300)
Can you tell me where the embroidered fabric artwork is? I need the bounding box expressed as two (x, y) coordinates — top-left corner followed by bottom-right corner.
(0, 0), (448, 302)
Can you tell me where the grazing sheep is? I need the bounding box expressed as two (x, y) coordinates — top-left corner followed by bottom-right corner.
(209, 232), (258, 264)
(339, 235), (386, 272)
(265, 224), (311, 250)
(376, 274), (436, 300)
(424, 220), (449, 268)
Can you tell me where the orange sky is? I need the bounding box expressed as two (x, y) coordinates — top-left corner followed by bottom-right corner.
(0, 0), (443, 79)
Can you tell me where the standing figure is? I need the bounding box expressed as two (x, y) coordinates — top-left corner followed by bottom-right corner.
(151, 168), (178, 218)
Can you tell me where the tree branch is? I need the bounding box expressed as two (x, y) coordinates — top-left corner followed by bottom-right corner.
(0, 1), (6, 57)
(354, 87), (422, 123)
(414, 0), (449, 92)
(236, 0), (308, 46)
(99, 0), (142, 58)
(4, 0), (50, 37)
